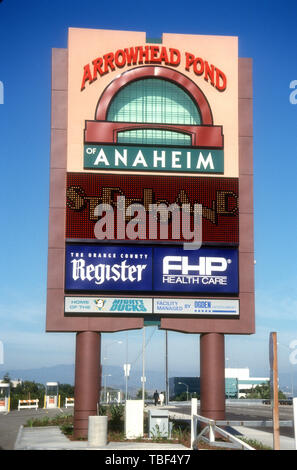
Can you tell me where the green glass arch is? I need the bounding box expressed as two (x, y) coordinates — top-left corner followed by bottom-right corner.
(107, 78), (201, 146)
(117, 128), (192, 146)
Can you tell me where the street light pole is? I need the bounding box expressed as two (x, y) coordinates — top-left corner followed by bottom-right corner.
(178, 381), (189, 401)
(126, 332), (129, 400)
(104, 374), (111, 402)
(123, 363), (131, 401)
(101, 340), (122, 403)
(103, 340), (123, 362)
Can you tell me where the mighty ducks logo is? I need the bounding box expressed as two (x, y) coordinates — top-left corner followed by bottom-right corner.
(94, 299), (106, 310)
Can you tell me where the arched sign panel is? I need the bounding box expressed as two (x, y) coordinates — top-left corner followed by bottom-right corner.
(46, 29), (254, 335)
(83, 66), (224, 174)
(66, 29), (239, 178)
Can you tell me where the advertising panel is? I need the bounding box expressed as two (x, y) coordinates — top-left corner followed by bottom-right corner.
(84, 145), (224, 174)
(153, 298), (239, 316)
(67, 29), (238, 178)
(66, 173), (239, 244)
(65, 297), (152, 314)
(65, 244), (238, 295)
(65, 296), (239, 317)
(65, 244), (152, 291)
(153, 246), (238, 294)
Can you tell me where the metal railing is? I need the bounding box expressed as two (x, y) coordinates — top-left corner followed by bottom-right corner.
(18, 399), (39, 411)
(190, 398), (296, 450)
(190, 413), (255, 450)
(65, 397), (74, 408)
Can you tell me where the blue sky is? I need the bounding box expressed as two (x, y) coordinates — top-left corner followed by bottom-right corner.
(0, 0), (297, 386)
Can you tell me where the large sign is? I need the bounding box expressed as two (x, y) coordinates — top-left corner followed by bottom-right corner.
(65, 244), (238, 294)
(66, 173), (239, 244)
(46, 29), (254, 335)
(65, 296), (239, 317)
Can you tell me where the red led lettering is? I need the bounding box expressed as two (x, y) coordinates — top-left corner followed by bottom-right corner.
(92, 57), (104, 81)
(159, 46), (169, 64)
(115, 50), (126, 68)
(124, 47), (139, 65)
(80, 47), (227, 92)
(204, 61), (215, 86)
(150, 45), (161, 63)
(185, 52), (195, 71)
(103, 52), (115, 74)
(193, 58), (204, 75)
(215, 67), (227, 92)
(169, 48), (181, 65)
(138, 46), (150, 64)
(81, 64), (93, 91)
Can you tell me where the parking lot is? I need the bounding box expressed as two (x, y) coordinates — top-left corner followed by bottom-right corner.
(0, 407), (73, 450)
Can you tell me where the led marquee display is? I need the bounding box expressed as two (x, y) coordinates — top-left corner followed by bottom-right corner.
(66, 173), (239, 244)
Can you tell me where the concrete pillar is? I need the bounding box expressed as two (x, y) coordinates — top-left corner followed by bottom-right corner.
(200, 333), (225, 420)
(88, 415), (108, 446)
(74, 331), (101, 439)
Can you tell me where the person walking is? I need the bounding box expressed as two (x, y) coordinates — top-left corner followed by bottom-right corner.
(159, 391), (164, 406)
(153, 390), (159, 406)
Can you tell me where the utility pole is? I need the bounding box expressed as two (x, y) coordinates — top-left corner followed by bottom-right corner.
(125, 332), (129, 400)
(123, 363), (131, 401)
(142, 327), (146, 401)
(165, 330), (169, 405)
(270, 332), (280, 450)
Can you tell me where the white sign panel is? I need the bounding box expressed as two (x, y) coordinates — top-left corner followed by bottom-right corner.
(65, 297), (239, 317)
(153, 298), (239, 316)
(65, 297), (152, 314)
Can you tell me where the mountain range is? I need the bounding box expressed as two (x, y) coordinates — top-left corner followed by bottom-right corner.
(0, 363), (178, 395)
(1, 364), (295, 396)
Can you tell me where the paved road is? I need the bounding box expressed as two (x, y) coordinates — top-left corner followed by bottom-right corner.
(170, 402), (294, 438)
(0, 408), (73, 450)
(0, 403), (294, 450)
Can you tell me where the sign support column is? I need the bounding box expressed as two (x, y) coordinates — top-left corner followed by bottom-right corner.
(74, 331), (101, 439)
(200, 333), (225, 420)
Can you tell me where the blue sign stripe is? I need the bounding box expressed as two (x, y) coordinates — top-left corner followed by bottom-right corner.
(212, 310), (237, 313)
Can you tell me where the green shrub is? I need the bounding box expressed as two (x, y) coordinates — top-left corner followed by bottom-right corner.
(108, 404), (124, 432)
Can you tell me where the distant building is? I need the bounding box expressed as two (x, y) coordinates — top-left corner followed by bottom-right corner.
(0, 379), (22, 388)
(225, 368), (269, 398)
(169, 377), (200, 399)
(170, 368), (269, 399)
(225, 377), (238, 398)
